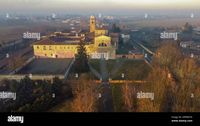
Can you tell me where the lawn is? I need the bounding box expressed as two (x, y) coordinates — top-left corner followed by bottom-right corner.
(89, 59), (151, 80)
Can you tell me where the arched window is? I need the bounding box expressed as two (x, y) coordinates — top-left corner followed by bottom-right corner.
(98, 43), (107, 47)
(43, 46), (46, 50)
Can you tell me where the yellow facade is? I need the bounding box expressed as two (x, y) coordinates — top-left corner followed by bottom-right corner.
(33, 44), (95, 58)
(95, 29), (108, 37)
(90, 16), (96, 33)
(33, 35), (115, 59)
(90, 16), (107, 37)
(33, 16), (116, 59)
(94, 35), (111, 47)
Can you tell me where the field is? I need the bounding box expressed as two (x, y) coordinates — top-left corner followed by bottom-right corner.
(89, 59), (151, 80)
(18, 58), (72, 75)
(0, 21), (70, 45)
(124, 17), (200, 28)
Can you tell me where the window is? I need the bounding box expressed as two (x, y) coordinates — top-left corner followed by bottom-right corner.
(49, 46), (52, 50)
(98, 43), (107, 47)
(37, 46), (39, 49)
(43, 46), (46, 50)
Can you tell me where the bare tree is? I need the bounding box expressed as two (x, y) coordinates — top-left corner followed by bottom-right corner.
(153, 42), (182, 68)
(137, 66), (176, 112)
(173, 58), (200, 112)
(71, 75), (97, 112)
(121, 83), (137, 112)
(137, 99), (158, 112)
(149, 42), (200, 112)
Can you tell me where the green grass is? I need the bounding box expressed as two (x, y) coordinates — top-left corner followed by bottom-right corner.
(111, 59), (151, 80)
(89, 59), (101, 73)
(89, 59), (151, 80)
(89, 59), (118, 72)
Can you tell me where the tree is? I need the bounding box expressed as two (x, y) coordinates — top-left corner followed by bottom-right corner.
(153, 42), (182, 69)
(137, 66), (175, 112)
(147, 42), (200, 112)
(172, 58), (200, 112)
(118, 35), (123, 47)
(121, 83), (137, 112)
(70, 75), (97, 112)
(17, 76), (34, 105)
(0, 79), (10, 91)
(0, 76), (73, 112)
(52, 77), (72, 101)
(52, 77), (62, 96)
(182, 22), (193, 33)
(111, 23), (121, 33)
(74, 41), (89, 73)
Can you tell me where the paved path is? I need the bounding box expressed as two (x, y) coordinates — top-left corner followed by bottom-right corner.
(100, 58), (109, 81)
(89, 58), (114, 112)
(98, 58), (114, 112)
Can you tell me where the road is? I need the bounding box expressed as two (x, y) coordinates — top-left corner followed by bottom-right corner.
(135, 42), (155, 55)
(0, 39), (34, 74)
(89, 58), (114, 112)
(98, 58), (113, 112)
(98, 81), (113, 112)
(130, 40), (154, 64)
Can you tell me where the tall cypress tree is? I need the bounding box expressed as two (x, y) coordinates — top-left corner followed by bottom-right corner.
(74, 41), (89, 73)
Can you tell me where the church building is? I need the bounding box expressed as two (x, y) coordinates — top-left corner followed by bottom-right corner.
(33, 16), (117, 60)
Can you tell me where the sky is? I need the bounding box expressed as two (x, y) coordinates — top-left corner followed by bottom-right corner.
(0, 0), (200, 15)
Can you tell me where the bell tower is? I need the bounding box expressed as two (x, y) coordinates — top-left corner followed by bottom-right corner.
(90, 16), (96, 33)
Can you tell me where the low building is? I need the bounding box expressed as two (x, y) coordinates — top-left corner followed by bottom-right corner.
(121, 34), (130, 43)
(110, 33), (119, 49)
(95, 28), (108, 37)
(194, 27), (200, 35)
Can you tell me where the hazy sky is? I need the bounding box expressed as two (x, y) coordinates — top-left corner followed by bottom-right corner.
(1, 0), (200, 14)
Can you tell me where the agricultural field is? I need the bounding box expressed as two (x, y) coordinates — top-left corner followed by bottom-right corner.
(125, 17), (200, 28)
(0, 20), (70, 45)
